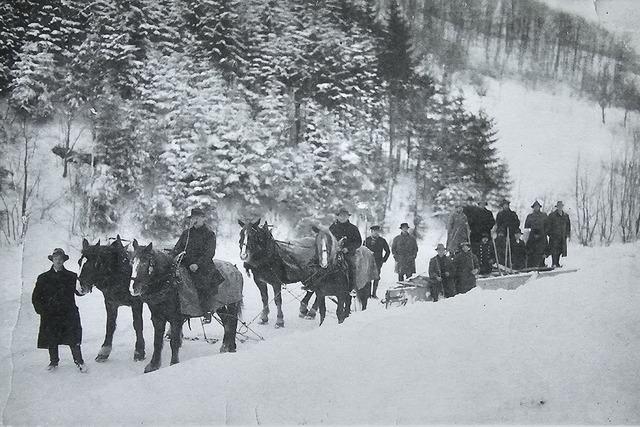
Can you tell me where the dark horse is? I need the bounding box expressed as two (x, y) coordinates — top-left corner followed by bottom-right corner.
(130, 240), (244, 373)
(78, 236), (145, 362)
(238, 219), (316, 328)
(238, 220), (350, 325)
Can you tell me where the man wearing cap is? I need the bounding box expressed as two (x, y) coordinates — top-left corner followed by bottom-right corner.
(329, 208), (362, 291)
(363, 225), (390, 299)
(524, 200), (548, 268)
(446, 204), (470, 255)
(391, 223), (418, 281)
(546, 201), (571, 268)
(428, 243), (454, 299)
(32, 248), (87, 372)
(496, 199), (520, 241)
(173, 207), (224, 323)
(477, 233), (495, 275)
(452, 241), (480, 294)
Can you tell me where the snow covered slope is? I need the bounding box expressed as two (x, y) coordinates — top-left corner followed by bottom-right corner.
(2, 234), (638, 424)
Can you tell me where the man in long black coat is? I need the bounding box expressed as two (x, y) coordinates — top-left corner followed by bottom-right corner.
(463, 197), (481, 247)
(428, 243), (454, 299)
(511, 229), (527, 270)
(453, 241), (480, 294)
(329, 208), (362, 290)
(476, 200), (496, 243)
(546, 201), (571, 267)
(496, 199), (520, 241)
(173, 207), (224, 323)
(392, 223), (419, 281)
(32, 248), (87, 372)
(524, 200), (548, 268)
(363, 225), (390, 299)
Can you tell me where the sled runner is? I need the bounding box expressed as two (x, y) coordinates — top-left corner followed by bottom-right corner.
(383, 267), (578, 308)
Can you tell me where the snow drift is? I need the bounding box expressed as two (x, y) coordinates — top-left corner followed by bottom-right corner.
(3, 239), (639, 425)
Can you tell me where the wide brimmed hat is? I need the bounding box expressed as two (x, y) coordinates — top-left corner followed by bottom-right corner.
(336, 207), (350, 216)
(48, 248), (69, 262)
(399, 223), (410, 229)
(435, 243), (446, 251)
(531, 200), (542, 208)
(370, 225), (381, 231)
(188, 207), (206, 218)
(555, 201), (564, 208)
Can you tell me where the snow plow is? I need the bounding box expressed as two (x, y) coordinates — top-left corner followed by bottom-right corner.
(382, 266), (578, 308)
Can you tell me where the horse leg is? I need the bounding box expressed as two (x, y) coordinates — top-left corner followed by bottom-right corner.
(169, 317), (182, 366)
(145, 315), (165, 373)
(255, 278), (270, 324)
(132, 299), (146, 361)
(299, 291), (313, 317)
(318, 296), (326, 326)
(219, 304), (238, 353)
(273, 283), (284, 328)
(96, 299), (118, 362)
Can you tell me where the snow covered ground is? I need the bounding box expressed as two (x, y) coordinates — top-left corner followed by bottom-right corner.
(1, 223), (639, 424)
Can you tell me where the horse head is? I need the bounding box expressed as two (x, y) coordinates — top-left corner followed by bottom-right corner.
(312, 225), (342, 269)
(129, 239), (155, 297)
(78, 235), (132, 295)
(238, 218), (276, 266)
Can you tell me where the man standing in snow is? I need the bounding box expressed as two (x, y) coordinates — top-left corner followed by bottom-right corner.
(524, 200), (548, 268)
(477, 233), (495, 275)
(363, 225), (390, 299)
(453, 241), (480, 294)
(463, 196), (482, 249)
(32, 248), (87, 373)
(428, 243), (454, 299)
(496, 199), (520, 241)
(392, 223), (418, 282)
(546, 201), (571, 268)
(476, 200), (495, 248)
(173, 207), (224, 323)
(446, 204), (470, 255)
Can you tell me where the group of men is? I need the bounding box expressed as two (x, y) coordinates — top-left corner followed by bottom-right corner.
(446, 197), (572, 272)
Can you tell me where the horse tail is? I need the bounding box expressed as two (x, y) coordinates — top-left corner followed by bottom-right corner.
(236, 298), (244, 321)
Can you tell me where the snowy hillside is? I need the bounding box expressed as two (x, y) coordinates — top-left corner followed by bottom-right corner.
(2, 226), (639, 424)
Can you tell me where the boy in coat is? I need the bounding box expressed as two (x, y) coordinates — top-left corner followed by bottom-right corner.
(477, 233), (495, 275)
(428, 243), (454, 299)
(32, 248), (87, 372)
(453, 241), (480, 294)
(511, 229), (527, 270)
(363, 225), (390, 298)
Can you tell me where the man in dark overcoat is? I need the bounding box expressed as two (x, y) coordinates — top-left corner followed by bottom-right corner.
(496, 199), (520, 241)
(453, 241), (480, 294)
(329, 208), (362, 290)
(32, 248), (87, 372)
(391, 223), (418, 281)
(173, 207), (224, 323)
(428, 243), (454, 299)
(476, 200), (496, 247)
(546, 201), (571, 267)
(524, 200), (548, 268)
(463, 197), (482, 249)
(363, 225), (390, 299)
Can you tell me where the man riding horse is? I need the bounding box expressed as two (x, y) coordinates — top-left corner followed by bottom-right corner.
(172, 208), (225, 323)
